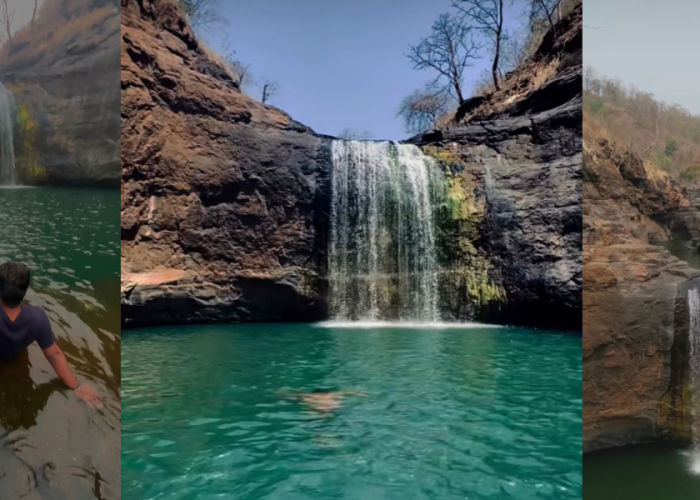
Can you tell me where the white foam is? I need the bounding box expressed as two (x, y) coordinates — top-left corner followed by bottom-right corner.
(682, 448), (700, 476)
(316, 320), (503, 329)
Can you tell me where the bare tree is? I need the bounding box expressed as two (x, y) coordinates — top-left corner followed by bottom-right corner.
(407, 13), (480, 105)
(397, 87), (450, 134)
(230, 60), (250, 89)
(220, 41), (251, 90)
(499, 30), (527, 75)
(452, 0), (505, 91)
(0, 0), (13, 49)
(179, 0), (220, 29)
(530, 0), (563, 34)
(260, 79), (278, 105)
(31, 0), (38, 37)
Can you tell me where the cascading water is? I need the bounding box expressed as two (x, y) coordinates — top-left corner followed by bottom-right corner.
(0, 82), (17, 185)
(689, 287), (700, 447)
(328, 140), (441, 322)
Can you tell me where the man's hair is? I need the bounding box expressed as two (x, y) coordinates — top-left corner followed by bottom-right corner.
(0, 262), (30, 308)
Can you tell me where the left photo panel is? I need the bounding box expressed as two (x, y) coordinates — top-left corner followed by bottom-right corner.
(0, 0), (120, 498)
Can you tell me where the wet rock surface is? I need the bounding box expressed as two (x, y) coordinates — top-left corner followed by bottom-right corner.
(413, 66), (582, 329)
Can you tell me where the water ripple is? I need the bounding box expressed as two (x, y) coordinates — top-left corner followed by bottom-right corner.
(123, 323), (581, 499)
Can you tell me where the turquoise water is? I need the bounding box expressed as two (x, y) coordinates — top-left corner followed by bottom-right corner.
(584, 443), (700, 499)
(0, 187), (120, 498)
(123, 323), (581, 499)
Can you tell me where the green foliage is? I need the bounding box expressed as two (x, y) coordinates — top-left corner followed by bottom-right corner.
(584, 72), (700, 183)
(422, 145), (506, 312)
(665, 138), (678, 157)
(585, 95), (606, 116)
(682, 166), (699, 181)
(650, 151), (671, 171)
(15, 102), (48, 183)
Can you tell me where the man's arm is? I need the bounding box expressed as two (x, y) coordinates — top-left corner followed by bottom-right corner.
(42, 343), (103, 409)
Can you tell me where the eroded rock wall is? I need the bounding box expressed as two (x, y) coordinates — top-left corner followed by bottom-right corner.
(582, 137), (700, 452)
(120, 0), (330, 326)
(0, 0), (120, 186)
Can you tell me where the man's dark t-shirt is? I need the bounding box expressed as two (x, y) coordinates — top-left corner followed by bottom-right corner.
(0, 306), (55, 360)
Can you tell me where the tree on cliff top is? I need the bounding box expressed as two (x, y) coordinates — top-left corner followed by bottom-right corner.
(452, 0), (505, 91)
(0, 0), (13, 49)
(260, 79), (278, 105)
(178, 0), (219, 28)
(529, 0), (563, 34)
(407, 13), (480, 105)
(397, 87), (450, 134)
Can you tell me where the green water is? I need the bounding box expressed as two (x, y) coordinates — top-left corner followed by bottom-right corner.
(123, 323), (582, 499)
(0, 187), (120, 499)
(584, 443), (700, 499)
(665, 239), (700, 269)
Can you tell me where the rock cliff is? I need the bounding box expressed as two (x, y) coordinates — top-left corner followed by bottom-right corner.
(582, 132), (700, 451)
(412, 4), (582, 329)
(0, 0), (120, 186)
(121, 0), (583, 329)
(121, 0), (330, 325)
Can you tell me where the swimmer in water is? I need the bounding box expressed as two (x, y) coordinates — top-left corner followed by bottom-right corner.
(285, 388), (366, 413)
(0, 262), (103, 409)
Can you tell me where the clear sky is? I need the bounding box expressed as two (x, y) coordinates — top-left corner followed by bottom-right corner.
(199, 1), (528, 140)
(584, 0), (700, 114)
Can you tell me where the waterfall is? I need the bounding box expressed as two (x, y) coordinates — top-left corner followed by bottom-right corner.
(690, 287), (700, 446)
(328, 140), (441, 322)
(0, 82), (16, 185)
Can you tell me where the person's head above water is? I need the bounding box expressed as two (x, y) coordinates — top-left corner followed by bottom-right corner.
(0, 262), (30, 308)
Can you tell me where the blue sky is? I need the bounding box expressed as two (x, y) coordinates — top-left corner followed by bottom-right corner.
(199, 1), (529, 140)
(584, 0), (700, 114)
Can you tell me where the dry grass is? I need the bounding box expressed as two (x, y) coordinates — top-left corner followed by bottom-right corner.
(0, 0), (118, 68)
(198, 41), (240, 86)
(457, 57), (563, 123)
(450, 1), (581, 125)
(584, 91), (700, 184)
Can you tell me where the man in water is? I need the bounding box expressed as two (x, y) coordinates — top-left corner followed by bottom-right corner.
(297, 389), (366, 413)
(0, 262), (102, 409)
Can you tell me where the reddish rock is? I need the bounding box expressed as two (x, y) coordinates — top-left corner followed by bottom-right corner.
(582, 136), (700, 451)
(120, 0), (330, 326)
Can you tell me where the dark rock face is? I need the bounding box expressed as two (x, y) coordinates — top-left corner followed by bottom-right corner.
(413, 67), (582, 330)
(582, 136), (700, 452)
(121, 0), (330, 326)
(0, 0), (120, 186)
(121, 0), (583, 329)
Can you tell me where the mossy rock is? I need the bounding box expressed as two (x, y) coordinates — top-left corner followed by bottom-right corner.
(15, 102), (48, 183)
(423, 144), (506, 315)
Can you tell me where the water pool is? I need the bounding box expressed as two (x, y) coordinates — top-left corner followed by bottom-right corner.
(123, 323), (581, 499)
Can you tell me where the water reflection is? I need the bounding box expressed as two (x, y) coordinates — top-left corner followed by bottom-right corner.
(0, 187), (120, 499)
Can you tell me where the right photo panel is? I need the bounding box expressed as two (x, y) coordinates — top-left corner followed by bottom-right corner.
(583, 0), (700, 498)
